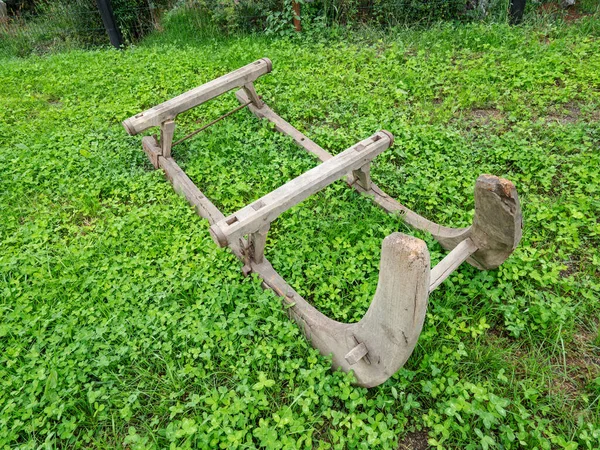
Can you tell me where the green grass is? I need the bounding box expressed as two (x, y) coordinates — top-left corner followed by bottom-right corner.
(1, 13), (600, 450)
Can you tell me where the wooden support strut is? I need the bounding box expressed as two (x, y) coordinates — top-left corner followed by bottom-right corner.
(125, 58), (523, 388)
(160, 120), (175, 158)
(122, 58), (272, 136)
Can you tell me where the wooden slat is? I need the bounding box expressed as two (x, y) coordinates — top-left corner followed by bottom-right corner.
(429, 238), (478, 292)
(209, 131), (393, 247)
(123, 58), (272, 135)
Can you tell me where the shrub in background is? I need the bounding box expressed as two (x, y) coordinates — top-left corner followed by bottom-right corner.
(1, 0), (174, 53)
(177, 0), (510, 36)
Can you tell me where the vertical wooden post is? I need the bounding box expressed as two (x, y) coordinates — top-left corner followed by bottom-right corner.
(352, 163), (372, 191)
(292, 1), (302, 32)
(249, 224), (270, 264)
(242, 82), (264, 108)
(160, 120), (176, 158)
(96, 0), (123, 49)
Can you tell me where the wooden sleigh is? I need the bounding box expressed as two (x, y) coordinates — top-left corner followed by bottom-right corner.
(123, 58), (522, 388)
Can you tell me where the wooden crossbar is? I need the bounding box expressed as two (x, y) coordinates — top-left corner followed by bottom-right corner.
(122, 58), (272, 135)
(209, 131), (393, 248)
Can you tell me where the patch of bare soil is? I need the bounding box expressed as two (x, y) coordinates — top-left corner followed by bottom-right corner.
(545, 102), (581, 125)
(550, 326), (600, 400)
(539, 2), (591, 22)
(398, 430), (430, 450)
(471, 108), (503, 123)
(454, 107), (505, 133)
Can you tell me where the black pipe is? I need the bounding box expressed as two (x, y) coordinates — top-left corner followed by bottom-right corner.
(509, 0), (527, 25)
(96, 0), (123, 48)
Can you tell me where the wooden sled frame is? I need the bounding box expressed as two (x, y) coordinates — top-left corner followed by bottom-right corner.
(123, 58), (523, 388)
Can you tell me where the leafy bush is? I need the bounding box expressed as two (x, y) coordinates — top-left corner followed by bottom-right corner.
(181, 0), (490, 35)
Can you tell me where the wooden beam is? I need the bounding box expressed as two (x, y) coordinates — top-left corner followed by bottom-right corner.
(209, 131), (393, 247)
(142, 136), (161, 169)
(429, 238), (478, 293)
(159, 156), (225, 225)
(123, 58), (272, 135)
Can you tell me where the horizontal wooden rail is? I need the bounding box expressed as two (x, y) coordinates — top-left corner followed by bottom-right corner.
(429, 238), (478, 293)
(209, 131), (394, 247)
(122, 58), (272, 135)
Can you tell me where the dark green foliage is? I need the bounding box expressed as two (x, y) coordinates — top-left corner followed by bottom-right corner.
(0, 0), (173, 56)
(183, 0), (475, 35)
(1, 15), (600, 449)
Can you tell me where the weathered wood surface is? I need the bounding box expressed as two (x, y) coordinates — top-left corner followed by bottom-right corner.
(209, 131), (393, 248)
(236, 90), (333, 162)
(249, 224), (270, 264)
(123, 58), (272, 135)
(159, 156), (226, 226)
(242, 82), (263, 108)
(142, 136), (161, 169)
(250, 232), (430, 388)
(160, 120), (175, 158)
(236, 90), (468, 238)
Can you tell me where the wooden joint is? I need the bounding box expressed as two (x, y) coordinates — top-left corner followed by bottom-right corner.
(160, 120), (176, 158)
(241, 264), (252, 277)
(122, 58), (272, 135)
(345, 341), (370, 365)
(352, 162), (371, 191)
(209, 131), (393, 248)
(243, 82), (263, 108)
